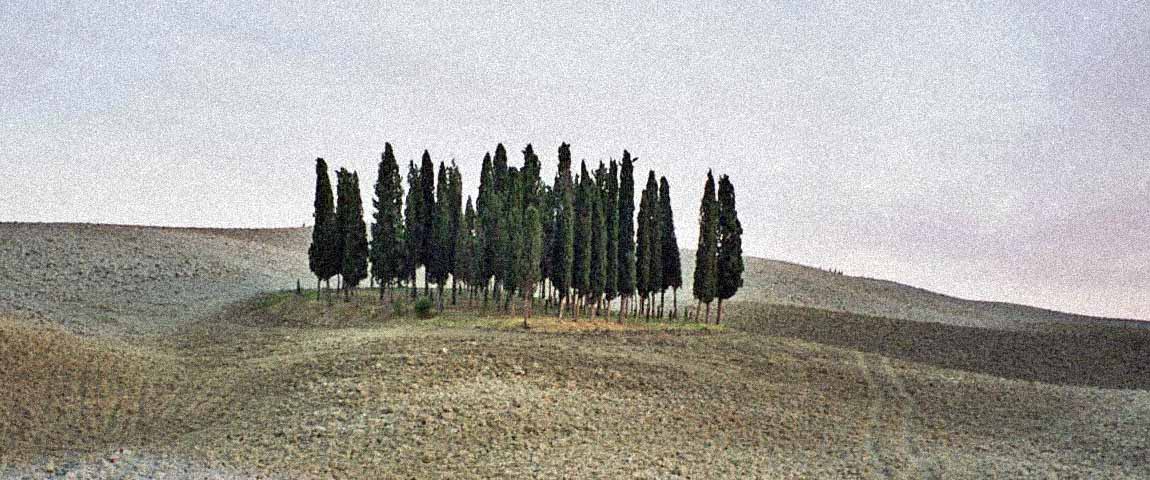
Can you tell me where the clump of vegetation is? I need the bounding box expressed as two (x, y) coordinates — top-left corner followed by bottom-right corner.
(414, 297), (435, 319)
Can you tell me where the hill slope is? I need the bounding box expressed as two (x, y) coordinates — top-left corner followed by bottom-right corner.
(2, 223), (1136, 335)
(680, 250), (1143, 331)
(0, 223), (311, 336)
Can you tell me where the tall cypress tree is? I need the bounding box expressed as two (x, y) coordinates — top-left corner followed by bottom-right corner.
(520, 205), (544, 327)
(658, 177), (683, 319)
(430, 162), (453, 309)
(493, 143), (509, 193)
(617, 151), (636, 320)
(341, 172), (370, 298)
(477, 152), (504, 308)
(635, 172), (656, 318)
(552, 143), (575, 318)
(456, 196), (478, 305)
(448, 162), (463, 305)
(603, 160), (619, 311)
(693, 171), (719, 323)
(418, 151), (436, 295)
(502, 167), (523, 311)
(589, 163), (608, 318)
(308, 158), (339, 298)
(715, 175), (744, 325)
(572, 161), (594, 320)
(645, 172), (663, 318)
(403, 160), (423, 298)
(333, 168), (352, 292)
(371, 144), (405, 300)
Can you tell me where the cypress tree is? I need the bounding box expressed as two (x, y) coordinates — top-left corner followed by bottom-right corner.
(308, 158), (339, 298)
(645, 172), (663, 318)
(333, 168), (352, 293)
(502, 167), (523, 312)
(572, 162), (594, 320)
(603, 160), (619, 312)
(635, 172), (658, 318)
(456, 197), (478, 305)
(370, 144), (405, 301)
(477, 152), (504, 308)
(448, 162), (463, 305)
(715, 175), (744, 325)
(617, 151), (636, 320)
(552, 143), (575, 319)
(658, 177), (683, 319)
(341, 172), (370, 298)
(693, 171), (719, 323)
(430, 162), (453, 310)
(520, 205), (544, 327)
(521, 144), (542, 211)
(418, 151), (436, 296)
(540, 183), (556, 306)
(403, 161), (423, 298)
(589, 163), (608, 318)
(493, 143), (509, 192)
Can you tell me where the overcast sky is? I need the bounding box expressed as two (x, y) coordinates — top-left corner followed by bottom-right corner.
(3, 1), (1147, 319)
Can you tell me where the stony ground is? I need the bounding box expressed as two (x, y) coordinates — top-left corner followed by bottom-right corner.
(2, 223), (1148, 478)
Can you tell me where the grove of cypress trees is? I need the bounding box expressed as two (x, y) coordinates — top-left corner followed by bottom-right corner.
(308, 158), (340, 299)
(693, 171), (719, 323)
(418, 151), (436, 296)
(572, 161), (594, 320)
(715, 175), (744, 325)
(341, 172), (370, 298)
(617, 151), (636, 321)
(552, 143), (575, 319)
(658, 177), (683, 319)
(403, 160), (423, 298)
(371, 144), (405, 301)
(520, 205), (544, 327)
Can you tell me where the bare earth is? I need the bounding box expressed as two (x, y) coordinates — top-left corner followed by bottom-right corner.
(1, 223), (1147, 478)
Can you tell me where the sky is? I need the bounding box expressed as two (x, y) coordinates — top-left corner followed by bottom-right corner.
(3, 1), (1148, 320)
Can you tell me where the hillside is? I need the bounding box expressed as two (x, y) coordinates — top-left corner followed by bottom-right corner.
(1, 222), (1148, 478)
(681, 251), (1143, 331)
(2, 223), (1134, 337)
(0, 223), (311, 336)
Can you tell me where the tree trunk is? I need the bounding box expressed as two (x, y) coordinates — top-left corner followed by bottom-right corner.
(659, 291), (665, 319)
(705, 302), (711, 324)
(716, 298), (723, 325)
(523, 296), (530, 329)
(672, 288), (678, 320)
(452, 277), (458, 305)
(424, 273), (429, 297)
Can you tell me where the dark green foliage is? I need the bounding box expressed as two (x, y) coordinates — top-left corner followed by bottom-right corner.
(414, 296), (435, 319)
(429, 162), (453, 292)
(493, 144), (508, 192)
(403, 161), (423, 292)
(716, 175), (744, 301)
(617, 151), (636, 298)
(521, 144), (542, 211)
(658, 177), (682, 292)
(308, 158), (340, 286)
(693, 171), (719, 304)
(603, 161), (619, 301)
(447, 162), (463, 302)
(551, 143), (575, 304)
(370, 144), (405, 295)
(521, 205), (544, 325)
(455, 197), (478, 289)
(635, 171), (661, 304)
(418, 151), (436, 284)
(502, 167), (523, 299)
(589, 163), (608, 301)
(333, 168), (352, 283)
(340, 171), (369, 291)
(573, 161), (594, 297)
(478, 153), (504, 291)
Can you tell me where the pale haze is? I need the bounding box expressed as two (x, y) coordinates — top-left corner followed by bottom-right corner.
(3, 1), (1147, 320)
